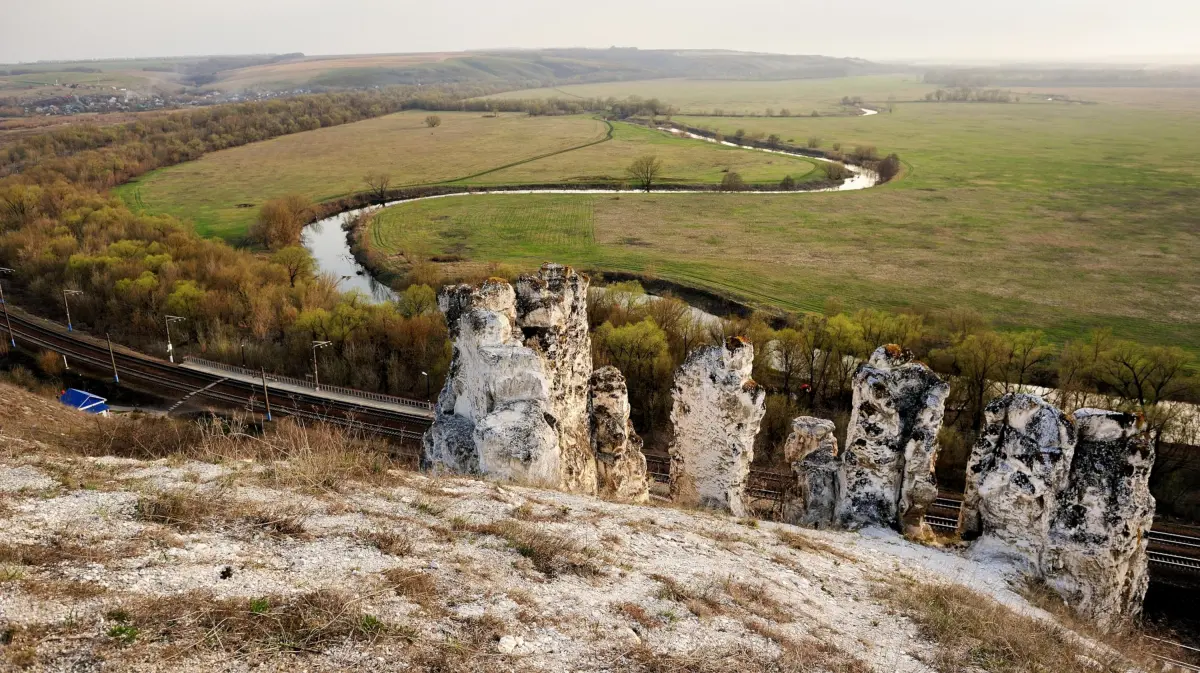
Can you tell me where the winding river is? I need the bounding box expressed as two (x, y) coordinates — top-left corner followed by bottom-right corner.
(302, 119), (883, 302)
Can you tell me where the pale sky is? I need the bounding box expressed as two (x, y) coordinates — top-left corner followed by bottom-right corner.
(3, 0), (1199, 64)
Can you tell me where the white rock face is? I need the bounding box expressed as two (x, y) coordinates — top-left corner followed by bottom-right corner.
(960, 393), (1077, 570)
(515, 264), (596, 494)
(668, 337), (766, 516)
(1044, 409), (1155, 628)
(422, 280), (561, 486)
(838, 346), (949, 536)
(589, 366), (649, 502)
(782, 416), (840, 529)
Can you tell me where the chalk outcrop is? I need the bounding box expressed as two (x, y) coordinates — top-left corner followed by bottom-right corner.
(781, 417), (840, 529)
(589, 366), (650, 502)
(960, 393), (1077, 569)
(515, 264), (596, 494)
(422, 280), (561, 486)
(837, 346), (949, 536)
(1044, 409), (1155, 627)
(668, 337), (766, 516)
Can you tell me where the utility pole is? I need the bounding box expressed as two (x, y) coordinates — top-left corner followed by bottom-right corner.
(260, 367), (272, 422)
(311, 340), (332, 391)
(164, 315), (185, 363)
(63, 289), (82, 332)
(0, 268), (14, 348)
(106, 333), (119, 384)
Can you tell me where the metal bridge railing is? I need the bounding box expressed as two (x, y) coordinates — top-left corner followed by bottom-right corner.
(181, 356), (434, 412)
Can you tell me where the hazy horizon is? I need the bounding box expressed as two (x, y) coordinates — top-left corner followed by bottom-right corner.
(4, 0), (1200, 65)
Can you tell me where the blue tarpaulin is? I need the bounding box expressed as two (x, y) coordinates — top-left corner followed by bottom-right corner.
(59, 388), (109, 415)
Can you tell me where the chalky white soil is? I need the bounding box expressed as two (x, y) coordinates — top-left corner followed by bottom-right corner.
(0, 445), (1058, 673)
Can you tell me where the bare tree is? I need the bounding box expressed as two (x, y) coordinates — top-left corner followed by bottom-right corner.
(625, 155), (663, 192)
(424, 115), (442, 128)
(363, 173), (391, 201)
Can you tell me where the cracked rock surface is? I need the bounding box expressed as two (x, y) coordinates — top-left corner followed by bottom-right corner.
(668, 337), (766, 516)
(838, 346), (949, 536)
(589, 366), (650, 503)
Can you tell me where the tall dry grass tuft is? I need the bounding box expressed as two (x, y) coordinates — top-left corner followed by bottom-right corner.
(74, 415), (405, 491)
(880, 578), (1165, 673)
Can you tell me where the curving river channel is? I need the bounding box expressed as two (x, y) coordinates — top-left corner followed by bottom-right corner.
(302, 119), (883, 302)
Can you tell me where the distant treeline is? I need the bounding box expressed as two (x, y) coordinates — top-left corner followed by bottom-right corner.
(925, 67), (1200, 88)
(0, 67), (102, 76)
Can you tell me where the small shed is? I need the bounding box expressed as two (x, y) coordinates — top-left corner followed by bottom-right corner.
(59, 389), (110, 416)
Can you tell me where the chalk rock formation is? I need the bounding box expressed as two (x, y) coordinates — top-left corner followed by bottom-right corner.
(960, 393), (1077, 569)
(1044, 409), (1155, 627)
(781, 417), (840, 529)
(515, 264), (596, 494)
(589, 366), (649, 502)
(668, 337), (766, 516)
(837, 345), (950, 535)
(422, 280), (560, 486)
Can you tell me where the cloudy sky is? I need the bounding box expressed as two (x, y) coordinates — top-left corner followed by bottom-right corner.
(4, 0), (1199, 64)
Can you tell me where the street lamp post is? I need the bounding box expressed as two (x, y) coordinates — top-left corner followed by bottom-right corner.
(0, 267), (14, 348)
(311, 340), (332, 390)
(164, 315), (185, 363)
(421, 370), (430, 399)
(106, 333), (119, 384)
(63, 289), (83, 332)
(240, 341), (247, 368)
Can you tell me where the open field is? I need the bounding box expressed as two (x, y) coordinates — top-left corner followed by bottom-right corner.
(366, 96), (1200, 350)
(472, 122), (820, 186)
(118, 113), (820, 240)
(482, 75), (935, 115)
(117, 112), (605, 239)
(213, 53), (456, 90)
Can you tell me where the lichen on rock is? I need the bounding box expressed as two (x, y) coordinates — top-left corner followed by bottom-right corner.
(589, 366), (649, 502)
(837, 345), (949, 536)
(959, 393), (1077, 570)
(781, 416), (840, 528)
(515, 263), (596, 494)
(1043, 409), (1155, 628)
(668, 336), (766, 516)
(422, 280), (561, 487)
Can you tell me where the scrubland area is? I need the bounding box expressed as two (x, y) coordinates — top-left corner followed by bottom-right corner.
(0, 381), (1187, 672)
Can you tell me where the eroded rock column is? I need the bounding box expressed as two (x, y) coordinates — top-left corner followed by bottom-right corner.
(422, 279), (561, 486)
(515, 264), (597, 494)
(781, 417), (839, 529)
(1044, 409), (1155, 628)
(837, 345), (950, 536)
(668, 337), (766, 516)
(960, 393), (1077, 569)
(589, 366), (649, 502)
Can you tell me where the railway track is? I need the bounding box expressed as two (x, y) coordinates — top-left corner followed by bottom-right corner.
(1, 308), (434, 444)
(7, 307), (1200, 573)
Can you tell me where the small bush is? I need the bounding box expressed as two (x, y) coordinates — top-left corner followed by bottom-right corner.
(720, 172), (747, 191)
(807, 137), (822, 148)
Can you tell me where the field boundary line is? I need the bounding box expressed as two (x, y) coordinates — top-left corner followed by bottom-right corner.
(431, 117), (615, 185)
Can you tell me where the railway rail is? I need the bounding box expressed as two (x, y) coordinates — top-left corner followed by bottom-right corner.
(1, 308), (432, 443)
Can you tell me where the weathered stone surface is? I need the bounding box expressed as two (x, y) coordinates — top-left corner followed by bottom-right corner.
(1044, 409), (1155, 627)
(837, 345), (949, 535)
(422, 282), (561, 487)
(781, 417), (839, 528)
(668, 337), (766, 516)
(960, 393), (1077, 569)
(589, 366), (649, 502)
(515, 264), (596, 494)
